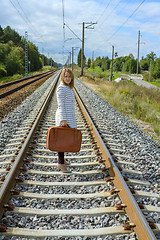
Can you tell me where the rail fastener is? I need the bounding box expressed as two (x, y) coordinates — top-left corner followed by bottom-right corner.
(105, 177), (114, 182)
(4, 204), (14, 211)
(123, 222), (136, 231)
(20, 167), (28, 172)
(110, 188), (119, 195)
(115, 204), (127, 210)
(15, 177), (24, 183)
(10, 189), (20, 195)
(0, 177), (5, 182)
(0, 224), (7, 232)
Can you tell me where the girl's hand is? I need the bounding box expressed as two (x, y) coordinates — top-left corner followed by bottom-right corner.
(61, 120), (68, 127)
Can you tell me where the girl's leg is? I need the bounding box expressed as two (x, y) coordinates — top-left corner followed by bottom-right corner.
(58, 152), (64, 164)
(57, 152), (71, 173)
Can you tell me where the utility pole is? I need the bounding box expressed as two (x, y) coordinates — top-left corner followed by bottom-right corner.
(25, 31), (28, 76)
(149, 61), (152, 82)
(69, 52), (71, 67)
(80, 22), (97, 76)
(129, 58), (131, 74)
(72, 47), (74, 71)
(110, 45), (114, 81)
(92, 51), (94, 61)
(137, 30), (140, 75)
(81, 22), (85, 76)
(42, 47), (44, 67)
(72, 47), (79, 71)
(62, 0), (65, 66)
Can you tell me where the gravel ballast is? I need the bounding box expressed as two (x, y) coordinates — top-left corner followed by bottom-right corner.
(0, 73), (159, 240)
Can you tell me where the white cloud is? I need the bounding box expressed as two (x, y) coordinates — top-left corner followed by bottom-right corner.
(0, 0), (160, 63)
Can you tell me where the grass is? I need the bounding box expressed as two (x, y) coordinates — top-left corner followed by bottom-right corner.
(0, 66), (54, 85)
(88, 66), (121, 80)
(0, 74), (24, 85)
(148, 81), (160, 88)
(74, 66), (160, 142)
(141, 71), (160, 87)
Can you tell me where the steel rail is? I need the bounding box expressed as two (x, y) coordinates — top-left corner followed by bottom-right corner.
(0, 70), (61, 218)
(0, 71), (56, 99)
(74, 86), (157, 240)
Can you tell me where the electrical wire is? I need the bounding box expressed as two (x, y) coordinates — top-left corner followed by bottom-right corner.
(16, 0), (42, 38)
(98, 0), (122, 27)
(9, 0), (42, 40)
(96, 0), (112, 24)
(64, 23), (82, 42)
(106, 0), (146, 42)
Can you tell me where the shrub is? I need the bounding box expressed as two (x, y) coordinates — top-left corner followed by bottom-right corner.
(0, 63), (7, 77)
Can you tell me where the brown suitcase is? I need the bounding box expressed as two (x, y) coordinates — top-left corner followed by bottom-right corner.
(46, 126), (82, 152)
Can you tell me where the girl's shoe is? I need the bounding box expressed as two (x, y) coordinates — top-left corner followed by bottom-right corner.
(57, 159), (70, 165)
(57, 164), (71, 173)
(64, 159), (70, 165)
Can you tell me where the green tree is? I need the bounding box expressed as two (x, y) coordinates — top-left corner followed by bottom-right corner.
(113, 57), (125, 71)
(3, 26), (21, 45)
(0, 42), (11, 63)
(6, 46), (24, 75)
(87, 58), (91, 68)
(152, 58), (160, 79)
(128, 53), (134, 60)
(0, 63), (7, 77)
(124, 58), (137, 73)
(0, 25), (4, 43)
(77, 49), (86, 67)
(77, 49), (81, 67)
(101, 57), (107, 71)
(91, 60), (95, 69)
(140, 59), (149, 71)
(28, 42), (42, 71)
(94, 56), (110, 71)
(146, 51), (157, 62)
(94, 56), (102, 67)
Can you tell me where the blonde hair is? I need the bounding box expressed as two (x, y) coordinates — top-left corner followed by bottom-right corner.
(61, 68), (74, 89)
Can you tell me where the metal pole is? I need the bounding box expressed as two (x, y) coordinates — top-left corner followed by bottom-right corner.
(42, 47), (44, 67)
(25, 31), (28, 76)
(129, 58), (131, 74)
(48, 53), (49, 68)
(149, 61), (152, 82)
(137, 30), (140, 75)
(72, 47), (74, 71)
(81, 22), (84, 76)
(110, 45), (114, 81)
(69, 52), (71, 67)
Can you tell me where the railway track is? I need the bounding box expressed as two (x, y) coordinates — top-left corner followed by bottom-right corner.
(0, 69), (159, 239)
(0, 70), (57, 99)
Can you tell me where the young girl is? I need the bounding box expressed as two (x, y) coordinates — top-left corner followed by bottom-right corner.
(55, 68), (77, 172)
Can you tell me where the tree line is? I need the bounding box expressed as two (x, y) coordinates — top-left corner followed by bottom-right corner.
(77, 49), (160, 80)
(0, 26), (61, 77)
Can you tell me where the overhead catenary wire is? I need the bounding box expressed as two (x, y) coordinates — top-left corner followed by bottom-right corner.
(87, 0), (146, 57)
(106, 0), (146, 42)
(97, 0), (122, 28)
(92, 0), (123, 45)
(96, 0), (112, 24)
(64, 23), (82, 42)
(16, 0), (42, 38)
(9, 0), (42, 40)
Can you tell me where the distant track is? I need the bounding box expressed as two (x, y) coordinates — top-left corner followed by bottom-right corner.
(0, 70), (57, 99)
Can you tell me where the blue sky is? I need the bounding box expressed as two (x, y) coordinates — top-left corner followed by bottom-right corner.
(1, 0), (160, 64)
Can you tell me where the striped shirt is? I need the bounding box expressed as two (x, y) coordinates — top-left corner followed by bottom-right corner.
(55, 82), (77, 128)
